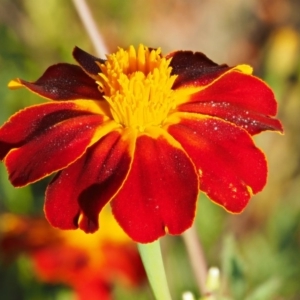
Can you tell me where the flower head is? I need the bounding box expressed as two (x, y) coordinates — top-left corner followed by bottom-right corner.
(0, 44), (283, 243)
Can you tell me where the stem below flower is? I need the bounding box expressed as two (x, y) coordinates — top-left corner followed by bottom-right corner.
(138, 240), (172, 300)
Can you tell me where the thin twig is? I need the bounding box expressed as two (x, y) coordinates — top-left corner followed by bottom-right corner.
(182, 225), (208, 296)
(71, 0), (108, 58)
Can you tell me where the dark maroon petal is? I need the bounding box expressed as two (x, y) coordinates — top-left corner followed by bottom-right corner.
(167, 51), (230, 89)
(10, 63), (102, 101)
(73, 46), (105, 79)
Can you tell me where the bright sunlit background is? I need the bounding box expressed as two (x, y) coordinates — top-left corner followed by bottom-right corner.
(0, 0), (299, 299)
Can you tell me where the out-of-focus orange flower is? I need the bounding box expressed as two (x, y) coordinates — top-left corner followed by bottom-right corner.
(0, 211), (145, 300)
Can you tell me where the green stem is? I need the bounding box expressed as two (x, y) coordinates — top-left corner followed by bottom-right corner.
(138, 240), (172, 300)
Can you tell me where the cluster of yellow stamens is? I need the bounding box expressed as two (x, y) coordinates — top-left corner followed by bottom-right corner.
(97, 44), (178, 132)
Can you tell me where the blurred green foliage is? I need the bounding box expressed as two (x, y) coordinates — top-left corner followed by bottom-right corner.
(1, 0), (300, 299)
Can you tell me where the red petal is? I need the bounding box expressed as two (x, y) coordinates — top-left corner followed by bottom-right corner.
(178, 71), (283, 134)
(166, 113), (267, 213)
(9, 63), (102, 101)
(45, 131), (133, 232)
(111, 130), (199, 243)
(167, 50), (230, 89)
(0, 102), (69, 160)
(2, 102), (109, 186)
(73, 46), (105, 80)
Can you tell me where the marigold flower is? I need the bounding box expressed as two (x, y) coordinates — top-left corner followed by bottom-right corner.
(0, 44), (283, 243)
(0, 212), (145, 300)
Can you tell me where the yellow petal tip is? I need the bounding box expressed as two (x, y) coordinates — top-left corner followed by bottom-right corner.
(235, 64), (253, 75)
(8, 79), (23, 90)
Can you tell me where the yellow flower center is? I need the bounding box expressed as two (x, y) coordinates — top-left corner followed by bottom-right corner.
(97, 44), (178, 132)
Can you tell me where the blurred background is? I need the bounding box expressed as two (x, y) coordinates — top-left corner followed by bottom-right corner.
(0, 0), (299, 299)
